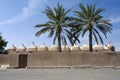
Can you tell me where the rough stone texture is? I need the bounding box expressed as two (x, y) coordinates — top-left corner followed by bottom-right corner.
(0, 51), (120, 68)
(70, 46), (80, 51)
(7, 49), (16, 53)
(37, 48), (48, 51)
(0, 55), (9, 65)
(27, 52), (71, 67)
(8, 54), (19, 68)
(49, 45), (58, 51)
(61, 46), (70, 52)
(27, 52), (120, 68)
(16, 49), (26, 52)
(26, 48), (37, 51)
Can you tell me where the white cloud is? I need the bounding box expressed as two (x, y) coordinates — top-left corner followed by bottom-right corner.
(0, 0), (41, 25)
(110, 16), (120, 23)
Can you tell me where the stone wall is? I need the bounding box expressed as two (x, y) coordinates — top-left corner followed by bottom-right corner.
(0, 55), (9, 66)
(27, 52), (120, 68)
(0, 51), (120, 68)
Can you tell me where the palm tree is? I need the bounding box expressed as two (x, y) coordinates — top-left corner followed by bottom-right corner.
(35, 3), (80, 52)
(71, 3), (112, 52)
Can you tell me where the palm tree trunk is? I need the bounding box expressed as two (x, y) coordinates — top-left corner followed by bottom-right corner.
(89, 29), (93, 52)
(57, 28), (62, 52)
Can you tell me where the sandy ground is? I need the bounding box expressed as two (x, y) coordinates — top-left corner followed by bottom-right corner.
(0, 68), (120, 80)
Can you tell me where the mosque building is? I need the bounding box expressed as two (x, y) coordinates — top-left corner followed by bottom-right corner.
(0, 42), (117, 69)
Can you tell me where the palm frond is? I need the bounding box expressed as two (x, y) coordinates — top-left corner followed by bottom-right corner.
(48, 28), (55, 38)
(35, 23), (50, 28)
(44, 6), (55, 21)
(35, 27), (50, 36)
(72, 3), (112, 51)
(53, 34), (57, 44)
(92, 31), (98, 44)
(35, 3), (74, 52)
(79, 3), (87, 16)
(93, 28), (104, 44)
(95, 8), (105, 15)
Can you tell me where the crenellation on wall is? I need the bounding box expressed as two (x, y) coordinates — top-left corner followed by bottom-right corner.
(37, 44), (48, 51)
(7, 42), (115, 53)
(16, 44), (26, 52)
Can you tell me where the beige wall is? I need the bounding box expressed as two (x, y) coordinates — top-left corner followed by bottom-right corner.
(8, 54), (19, 68)
(27, 52), (71, 67)
(0, 51), (120, 68)
(0, 55), (9, 65)
(27, 51), (120, 68)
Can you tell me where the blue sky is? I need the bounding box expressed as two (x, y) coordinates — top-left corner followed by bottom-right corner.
(0, 0), (120, 51)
